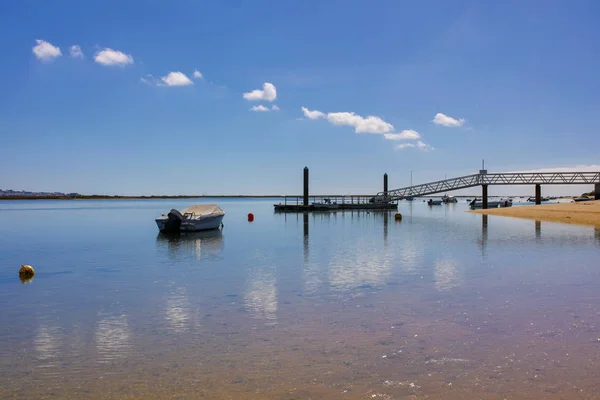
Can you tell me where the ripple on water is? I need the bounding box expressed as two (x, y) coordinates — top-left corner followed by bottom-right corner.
(95, 313), (132, 364)
(165, 286), (191, 333)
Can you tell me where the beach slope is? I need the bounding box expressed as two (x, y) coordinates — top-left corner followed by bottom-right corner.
(468, 200), (600, 226)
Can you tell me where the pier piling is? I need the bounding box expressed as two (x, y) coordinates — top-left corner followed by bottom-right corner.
(595, 183), (600, 200)
(535, 184), (541, 205)
(482, 184), (488, 209)
(383, 173), (388, 197)
(303, 167), (309, 206)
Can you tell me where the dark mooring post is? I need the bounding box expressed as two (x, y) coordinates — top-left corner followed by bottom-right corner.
(595, 182), (600, 200)
(482, 184), (488, 209)
(303, 166), (309, 206)
(383, 173), (388, 197)
(535, 184), (541, 205)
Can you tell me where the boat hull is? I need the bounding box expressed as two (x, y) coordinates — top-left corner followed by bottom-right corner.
(156, 214), (224, 232)
(470, 201), (501, 209)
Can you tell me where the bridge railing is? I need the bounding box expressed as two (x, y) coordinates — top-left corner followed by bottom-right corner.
(375, 171), (600, 200)
(376, 174), (481, 200)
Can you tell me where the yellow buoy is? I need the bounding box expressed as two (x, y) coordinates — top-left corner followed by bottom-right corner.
(394, 213), (402, 221)
(19, 264), (35, 279)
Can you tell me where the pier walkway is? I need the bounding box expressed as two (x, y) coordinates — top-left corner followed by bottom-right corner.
(376, 171), (600, 208)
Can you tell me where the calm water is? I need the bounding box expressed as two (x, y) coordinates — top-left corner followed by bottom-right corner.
(1, 198), (600, 399)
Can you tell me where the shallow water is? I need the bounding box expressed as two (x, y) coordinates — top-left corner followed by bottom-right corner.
(1, 198), (599, 399)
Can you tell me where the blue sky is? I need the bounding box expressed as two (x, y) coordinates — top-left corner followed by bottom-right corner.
(1, 0), (599, 195)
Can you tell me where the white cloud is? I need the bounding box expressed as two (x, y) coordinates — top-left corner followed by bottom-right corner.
(251, 105), (270, 112)
(383, 130), (420, 141)
(416, 140), (434, 151)
(94, 48), (134, 66)
(301, 107), (325, 120)
(326, 112), (394, 134)
(243, 82), (277, 102)
(301, 106), (434, 149)
(193, 69), (203, 79)
(271, 105), (280, 111)
(396, 140), (433, 151)
(32, 39), (62, 61)
(160, 71), (193, 86)
(69, 45), (83, 58)
(432, 112), (465, 127)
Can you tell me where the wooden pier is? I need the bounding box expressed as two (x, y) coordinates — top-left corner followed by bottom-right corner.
(273, 195), (397, 212)
(275, 165), (600, 213)
(274, 167), (397, 212)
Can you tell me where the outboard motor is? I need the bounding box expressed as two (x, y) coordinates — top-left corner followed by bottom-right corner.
(163, 208), (184, 233)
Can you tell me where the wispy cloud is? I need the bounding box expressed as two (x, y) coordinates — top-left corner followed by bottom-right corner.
(300, 107), (393, 134)
(251, 105), (270, 112)
(140, 74), (157, 85)
(69, 45), (84, 59)
(160, 71), (193, 86)
(271, 105), (280, 111)
(193, 69), (203, 79)
(432, 112), (465, 127)
(243, 82), (277, 102)
(396, 140), (433, 151)
(94, 48), (134, 66)
(383, 130), (420, 140)
(32, 39), (62, 61)
(327, 111), (394, 134)
(301, 107), (325, 120)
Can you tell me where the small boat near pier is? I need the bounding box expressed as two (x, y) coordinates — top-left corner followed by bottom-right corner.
(156, 204), (225, 233)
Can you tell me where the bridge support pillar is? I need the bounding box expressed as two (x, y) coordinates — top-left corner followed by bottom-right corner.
(535, 184), (541, 205)
(383, 173), (388, 197)
(595, 183), (600, 200)
(482, 185), (488, 209)
(303, 167), (309, 206)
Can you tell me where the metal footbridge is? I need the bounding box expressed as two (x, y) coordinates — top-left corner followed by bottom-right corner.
(375, 171), (600, 208)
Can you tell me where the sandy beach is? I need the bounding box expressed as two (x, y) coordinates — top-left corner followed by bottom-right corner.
(469, 199), (600, 226)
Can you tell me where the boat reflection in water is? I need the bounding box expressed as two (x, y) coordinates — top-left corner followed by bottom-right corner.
(156, 229), (224, 261)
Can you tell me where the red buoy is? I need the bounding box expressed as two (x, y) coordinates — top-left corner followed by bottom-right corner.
(247, 213), (254, 222)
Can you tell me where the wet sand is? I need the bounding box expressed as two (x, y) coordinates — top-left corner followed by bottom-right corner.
(469, 200), (600, 226)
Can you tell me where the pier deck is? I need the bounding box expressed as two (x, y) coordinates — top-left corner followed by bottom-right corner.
(273, 195), (397, 212)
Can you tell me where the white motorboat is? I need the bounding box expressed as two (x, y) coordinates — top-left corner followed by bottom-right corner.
(156, 204), (225, 233)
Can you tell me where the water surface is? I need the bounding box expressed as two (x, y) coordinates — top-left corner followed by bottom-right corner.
(1, 198), (599, 399)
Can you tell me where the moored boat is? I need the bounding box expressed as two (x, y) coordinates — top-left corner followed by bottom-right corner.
(469, 198), (500, 208)
(498, 198), (513, 207)
(156, 204), (225, 233)
(441, 194), (458, 203)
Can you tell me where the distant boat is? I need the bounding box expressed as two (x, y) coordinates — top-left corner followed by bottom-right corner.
(498, 198), (513, 207)
(427, 199), (443, 206)
(573, 196), (591, 202)
(156, 204), (225, 233)
(469, 198), (500, 208)
(441, 194), (457, 203)
(527, 196), (550, 203)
